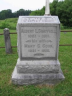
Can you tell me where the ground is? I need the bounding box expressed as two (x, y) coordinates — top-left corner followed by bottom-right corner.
(0, 29), (72, 96)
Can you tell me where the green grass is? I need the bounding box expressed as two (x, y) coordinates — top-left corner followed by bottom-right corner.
(0, 29), (72, 96)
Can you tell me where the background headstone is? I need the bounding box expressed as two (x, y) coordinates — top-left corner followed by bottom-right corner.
(4, 28), (12, 54)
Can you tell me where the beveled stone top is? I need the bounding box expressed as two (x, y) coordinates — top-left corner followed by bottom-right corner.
(17, 16), (60, 24)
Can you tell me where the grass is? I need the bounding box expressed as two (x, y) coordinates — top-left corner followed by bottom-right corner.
(0, 29), (72, 96)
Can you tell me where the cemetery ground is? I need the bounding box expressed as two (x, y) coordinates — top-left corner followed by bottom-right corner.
(0, 29), (72, 96)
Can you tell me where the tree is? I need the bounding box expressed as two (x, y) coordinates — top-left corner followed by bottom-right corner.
(0, 9), (31, 20)
(0, 9), (12, 19)
(30, 6), (45, 16)
(56, 0), (72, 27)
(30, 0), (72, 27)
(50, 0), (58, 15)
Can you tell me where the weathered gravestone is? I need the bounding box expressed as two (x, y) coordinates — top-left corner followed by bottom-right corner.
(11, 0), (65, 85)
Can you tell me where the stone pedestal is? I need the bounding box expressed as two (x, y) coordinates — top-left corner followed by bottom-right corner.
(12, 59), (65, 85)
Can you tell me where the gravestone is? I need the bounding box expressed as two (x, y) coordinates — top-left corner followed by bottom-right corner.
(11, 0), (65, 85)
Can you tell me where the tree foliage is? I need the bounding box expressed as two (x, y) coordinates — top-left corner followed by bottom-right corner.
(30, 0), (72, 27)
(0, 0), (72, 27)
(30, 7), (45, 16)
(0, 9), (31, 20)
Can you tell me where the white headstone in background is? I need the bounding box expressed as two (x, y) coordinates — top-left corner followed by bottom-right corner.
(11, 1), (65, 85)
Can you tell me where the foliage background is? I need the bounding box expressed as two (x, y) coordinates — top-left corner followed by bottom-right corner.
(30, 0), (72, 28)
(0, 0), (72, 28)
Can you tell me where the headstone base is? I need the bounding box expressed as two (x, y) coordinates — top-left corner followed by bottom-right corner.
(11, 59), (65, 85)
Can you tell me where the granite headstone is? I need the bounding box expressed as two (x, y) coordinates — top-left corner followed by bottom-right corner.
(11, 0), (65, 85)
(11, 16), (65, 85)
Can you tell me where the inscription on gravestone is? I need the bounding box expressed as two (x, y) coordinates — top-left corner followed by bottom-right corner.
(21, 26), (57, 58)
(21, 17), (58, 23)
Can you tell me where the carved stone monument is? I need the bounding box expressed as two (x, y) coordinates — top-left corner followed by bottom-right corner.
(11, 0), (65, 85)
(45, 0), (50, 15)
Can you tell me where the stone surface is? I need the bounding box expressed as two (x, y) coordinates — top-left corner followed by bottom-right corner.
(17, 16), (60, 60)
(16, 59), (60, 73)
(12, 66), (65, 85)
(21, 26), (56, 58)
(4, 28), (12, 54)
(45, 0), (50, 15)
(17, 16), (60, 24)
(11, 16), (65, 85)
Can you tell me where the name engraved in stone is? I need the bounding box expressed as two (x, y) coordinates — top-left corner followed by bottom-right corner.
(21, 17), (58, 23)
(42, 44), (53, 48)
(24, 44), (35, 48)
(21, 27), (56, 33)
(21, 29), (34, 33)
(21, 26), (57, 58)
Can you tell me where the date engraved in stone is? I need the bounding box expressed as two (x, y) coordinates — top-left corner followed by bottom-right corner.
(21, 26), (57, 58)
